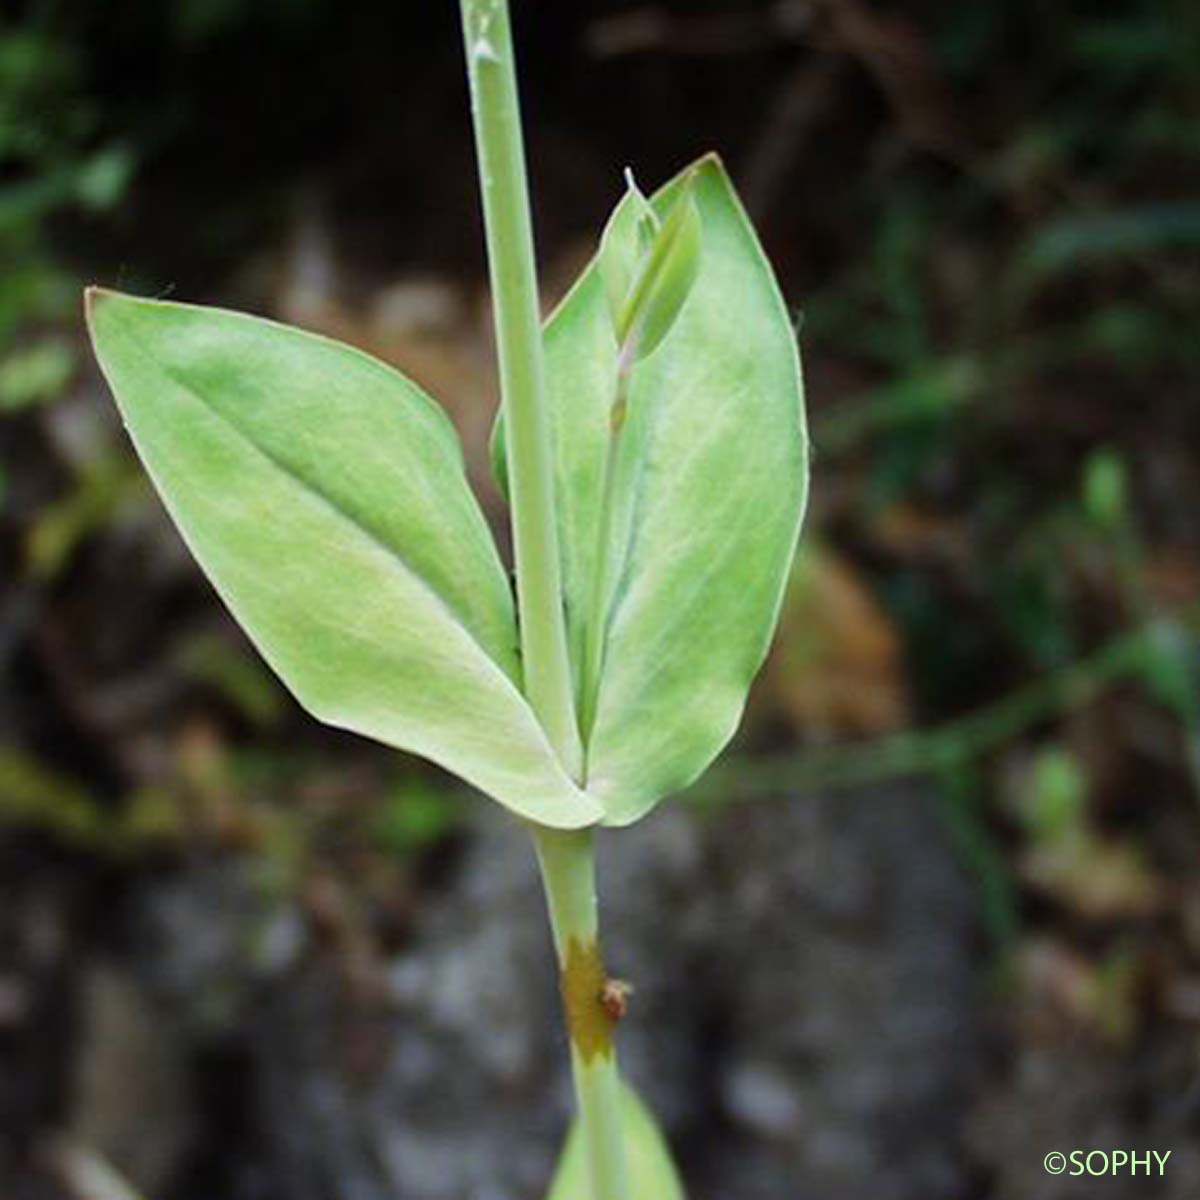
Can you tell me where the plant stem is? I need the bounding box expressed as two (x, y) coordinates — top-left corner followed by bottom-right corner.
(459, 5), (630, 1198)
(535, 826), (631, 1200)
(459, 0), (581, 775)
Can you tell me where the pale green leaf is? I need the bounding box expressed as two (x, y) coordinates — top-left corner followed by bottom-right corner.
(87, 289), (600, 829)
(543, 154), (808, 824)
(546, 1084), (686, 1200)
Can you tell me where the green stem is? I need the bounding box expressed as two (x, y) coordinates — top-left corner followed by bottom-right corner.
(459, 5), (629, 1199)
(459, 0), (580, 775)
(534, 827), (631, 1200)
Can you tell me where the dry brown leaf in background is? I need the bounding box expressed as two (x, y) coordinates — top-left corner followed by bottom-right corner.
(753, 545), (910, 740)
(868, 501), (972, 569)
(1014, 937), (1144, 1045)
(1143, 552), (1200, 611)
(1019, 834), (1165, 922)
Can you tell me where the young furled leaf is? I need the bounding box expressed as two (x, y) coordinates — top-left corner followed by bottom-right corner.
(610, 178), (703, 362)
(492, 174), (701, 506)
(87, 290), (600, 830)
(546, 1084), (686, 1200)
(542, 154), (808, 824)
(597, 171), (656, 331)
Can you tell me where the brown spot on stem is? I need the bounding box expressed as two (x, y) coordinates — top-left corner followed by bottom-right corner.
(560, 937), (615, 1063)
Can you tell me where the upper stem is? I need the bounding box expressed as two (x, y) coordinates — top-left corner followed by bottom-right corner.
(459, 0), (581, 776)
(459, 8), (630, 1197)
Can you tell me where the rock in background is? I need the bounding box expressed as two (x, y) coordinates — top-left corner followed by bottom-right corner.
(124, 785), (980, 1200)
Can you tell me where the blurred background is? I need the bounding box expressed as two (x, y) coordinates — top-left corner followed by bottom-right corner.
(2, 1), (1199, 1197)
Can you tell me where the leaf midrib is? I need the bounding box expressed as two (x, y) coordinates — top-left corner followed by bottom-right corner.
(116, 326), (523, 697)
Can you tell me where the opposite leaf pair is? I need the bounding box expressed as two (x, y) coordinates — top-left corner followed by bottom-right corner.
(87, 155), (808, 830)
